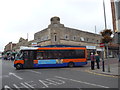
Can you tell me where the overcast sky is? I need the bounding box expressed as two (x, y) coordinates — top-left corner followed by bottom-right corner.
(0, 0), (113, 51)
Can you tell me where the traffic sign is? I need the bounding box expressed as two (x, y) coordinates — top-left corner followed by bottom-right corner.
(100, 43), (104, 47)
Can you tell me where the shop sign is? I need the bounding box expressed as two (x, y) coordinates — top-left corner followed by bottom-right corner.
(31, 42), (37, 46)
(86, 46), (96, 49)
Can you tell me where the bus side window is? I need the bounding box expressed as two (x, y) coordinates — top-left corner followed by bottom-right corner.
(23, 51), (29, 60)
(37, 52), (43, 60)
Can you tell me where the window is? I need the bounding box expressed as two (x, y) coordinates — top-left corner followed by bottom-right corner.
(73, 36), (76, 40)
(54, 35), (57, 41)
(80, 37), (85, 41)
(36, 50), (85, 59)
(65, 35), (69, 39)
(86, 38), (89, 42)
(23, 51), (29, 60)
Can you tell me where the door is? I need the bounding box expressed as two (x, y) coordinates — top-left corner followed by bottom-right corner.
(23, 50), (35, 68)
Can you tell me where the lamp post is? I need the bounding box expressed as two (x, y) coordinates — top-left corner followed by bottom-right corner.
(106, 43), (110, 72)
(103, 0), (107, 72)
(100, 43), (105, 72)
(103, 0), (107, 29)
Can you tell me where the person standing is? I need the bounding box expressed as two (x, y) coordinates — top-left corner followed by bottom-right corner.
(90, 53), (95, 70)
(95, 53), (100, 69)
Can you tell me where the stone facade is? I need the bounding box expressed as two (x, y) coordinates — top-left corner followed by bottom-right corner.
(111, 1), (117, 32)
(12, 37), (29, 51)
(4, 42), (16, 52)
(115, 0), (120, 32)
(12, 37), (36, 51)
(34, 16), (102, 49)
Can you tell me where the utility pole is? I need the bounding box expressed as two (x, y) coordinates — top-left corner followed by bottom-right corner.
(103, 0), (110, 72)
(102, 0), (106, 72)
(27, 33), (29, 41)
(103, 0), (107, 29)
(95, 25), (97, 34)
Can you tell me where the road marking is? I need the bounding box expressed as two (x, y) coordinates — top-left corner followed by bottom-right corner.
(20, 83), (29, 88)
(28, 70), (41, 74)
(4, 85), (14, 90)
(46, 78), (65, 85)
(39, 79), (58, 88)
(13, 84), (27, 90)
(9, 72), (23, 80)
(24, 81), (36, 88)
(39, 80), (49, 88)
(55, 76), (109, 88)
(85, 70), (119, 78)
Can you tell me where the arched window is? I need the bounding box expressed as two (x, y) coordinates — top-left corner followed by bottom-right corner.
(54, 35), (57, 41)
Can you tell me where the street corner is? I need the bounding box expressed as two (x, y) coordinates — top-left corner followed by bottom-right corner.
(84, 68), (119, 78)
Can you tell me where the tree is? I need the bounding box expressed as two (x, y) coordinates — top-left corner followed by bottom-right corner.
(100, 29), (113, 56)
(100, 29), (113, 72)
(100, 29), (113, 47)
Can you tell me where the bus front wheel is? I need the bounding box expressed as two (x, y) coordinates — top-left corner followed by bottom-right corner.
(16, 64), (22, 70)
(68, 62), (74, 68)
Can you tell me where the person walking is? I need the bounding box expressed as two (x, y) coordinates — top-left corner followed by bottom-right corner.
(90, 53), (95, 70)
(95, 53), (100, 69)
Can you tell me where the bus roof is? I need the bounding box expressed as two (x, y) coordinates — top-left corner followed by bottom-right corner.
(36, 45), (86, 48)
(20, 46), (38, 50)
(20, 45), (86, 50)
(37, 47), (86, 50)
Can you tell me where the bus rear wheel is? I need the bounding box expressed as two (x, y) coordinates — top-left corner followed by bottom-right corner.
(16, 64), (22, 70)
(68, 62), (74, 68)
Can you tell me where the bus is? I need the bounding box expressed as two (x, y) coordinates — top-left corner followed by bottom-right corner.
(14, 45), (87, 70)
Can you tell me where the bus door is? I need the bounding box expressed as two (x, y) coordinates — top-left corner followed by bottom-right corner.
(23, 50), (35, 68)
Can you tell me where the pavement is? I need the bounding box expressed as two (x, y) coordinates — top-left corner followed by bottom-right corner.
(86, 58), (120, 77)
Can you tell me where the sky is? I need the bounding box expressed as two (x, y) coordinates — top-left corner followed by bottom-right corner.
(0, 0), (114, 52)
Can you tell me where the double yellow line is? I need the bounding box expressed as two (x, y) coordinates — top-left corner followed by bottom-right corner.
(85, 70), (120, 78)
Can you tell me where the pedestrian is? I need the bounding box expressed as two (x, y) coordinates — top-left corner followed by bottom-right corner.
(90, 53), (95, 70)
(95, 53), (100, 69)
(119, 54), (120, 62)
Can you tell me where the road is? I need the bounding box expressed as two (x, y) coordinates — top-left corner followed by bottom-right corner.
(1, 59), (119, 90)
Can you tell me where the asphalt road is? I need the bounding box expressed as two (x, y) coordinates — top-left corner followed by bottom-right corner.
(1, 59), (119, 90)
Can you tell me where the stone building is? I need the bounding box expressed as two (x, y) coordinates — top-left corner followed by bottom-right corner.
(12, 37), (36, 52)
(115, 0), (120, 32)
(34, 16), (102, 46)
(12, 37), (29, 52)
(111, 0), (120, 33)
(34, 16), (102, 58)
(4, 42), (16, 52)
(111, 0), (120, 57)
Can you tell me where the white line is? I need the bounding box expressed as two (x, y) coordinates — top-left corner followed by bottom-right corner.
(4, 85), (14, 90)
(24, 82), (34, 88)
(45, 79), (57, 85)
(55, 76), (109, 88)
(12, 84), (21, 90)
(9, 72), (23, 80)
(13, 83), (30, 90)
(39, 80), (48, 88)
(28, 70), (41, 74)
(20, 83), (29, 88)
(46, 78), (65, 84)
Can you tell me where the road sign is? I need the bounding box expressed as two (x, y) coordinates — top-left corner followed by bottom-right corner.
(100, 43), (104, 47)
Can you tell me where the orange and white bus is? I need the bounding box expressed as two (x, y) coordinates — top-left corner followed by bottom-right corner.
(14, 45), (87, 70)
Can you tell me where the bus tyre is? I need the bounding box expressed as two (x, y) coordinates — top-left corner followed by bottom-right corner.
(16, 64), (22, 70)
(68, 62), (74, 68)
